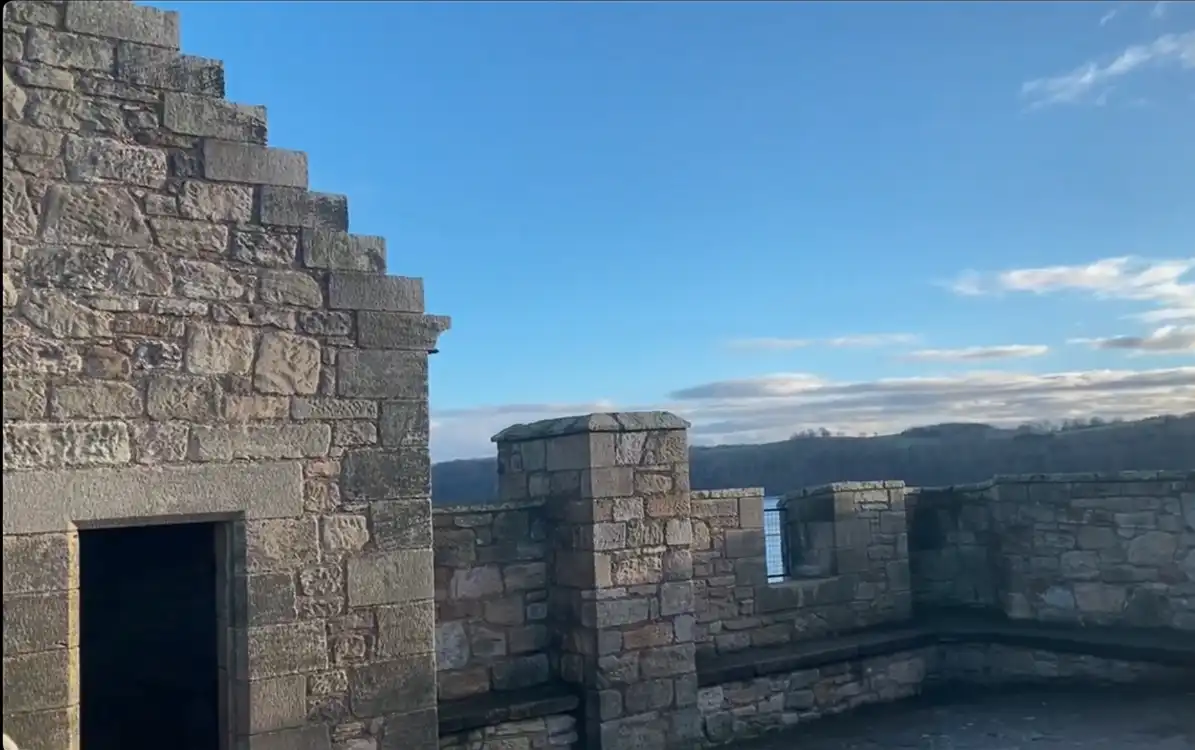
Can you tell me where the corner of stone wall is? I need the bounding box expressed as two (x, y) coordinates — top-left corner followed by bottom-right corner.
(492, 411), (700, 750)
(3, 2), (448, 748)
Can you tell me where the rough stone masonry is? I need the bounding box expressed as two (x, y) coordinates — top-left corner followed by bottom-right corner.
(2, 1), (449, 749)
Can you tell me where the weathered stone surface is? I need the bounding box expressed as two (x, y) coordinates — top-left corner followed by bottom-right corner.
(146, 374), (223, 420)
(185, 322), (256, 375)
(244, 621), (328, 679)
(493, 411), (691, 443)
(347, 549), (434, 606)
(337, 351), (427, 399)
(163, 91), (266, 142)
(115, 42), (223, 95)
(341, 448), (430, 501)
(3, 460), (302, 534)
(292, 398), (376, 421)
(259, 271), (321, 308)
(259, 187), (348, 231)
(50, 381), (142, 419)
(232, 230), (299, 267)
(172, 257), (244, 300)
(178, 180), (252, 222)
(327, 274), (423, 312)
(370, 499), (432, 550)
(357, 312), (451, 351)
(64, 1), (181, 48)
(203, 140), (307, 187)
(3, 420), (130, 471)
(26, 27), (114, 70)
(253, 331), (320, 395)
(151, 217), (229, 256)
(376, 600), (436, 658)
(302, 230), (385, 273)
(348, 654), (437, 717)
(41, 184), (152, 247)
(65, 135), (167, 188)
(189, 423), (331, 461)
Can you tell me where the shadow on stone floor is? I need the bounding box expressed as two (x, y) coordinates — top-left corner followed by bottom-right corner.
(725, 684), (1195, 750)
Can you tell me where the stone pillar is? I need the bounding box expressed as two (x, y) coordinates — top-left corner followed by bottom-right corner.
(491, 412), (700, 750)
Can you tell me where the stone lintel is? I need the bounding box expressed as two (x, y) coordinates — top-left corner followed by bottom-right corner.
(491, 411), (690, 443)
(2, 461), (303, 534)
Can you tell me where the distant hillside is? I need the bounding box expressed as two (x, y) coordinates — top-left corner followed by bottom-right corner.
(431, 413), (1195, 504)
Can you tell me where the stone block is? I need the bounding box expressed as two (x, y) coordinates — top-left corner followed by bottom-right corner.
(2, 376), (47, 420)
(379, 400), (429, 447)
(254, 331), (321, 395)
(64, 1), (180, 48)
(301, 229), (385, 272)
(0, 705), (78, 750)
(347, 549), (434, 606)
(348, 654), (437, 717)
(2, 590), (76, 656)
(115, 42), (223, 95)
(189, 423), (331, 461)
(378, 708), (439, 750)
(341, 448), (430, 501)
(375, 600), (435, 658)
(179, 181), (252, 222)
(291, 397), (377, 421)
(242, 621), (328, 680)
(1, 533), (76, 593)
(327, 273), (423, 312)
(246, 725), (332, 750)
(64, 134), (167, 188)
(244, 517), (320, 573)
(356, 311), (451, 352)
(202, 140), (307, 188)
(238, 674), (307, 734)
(163, 91), (266, 142)
(49, 381), (142, 419)
(1, 648), (75, 713)
(259, 187), (348, 231)
(492, 653), (550, 690)
(3, 460), (302, 534)
(370, 499), (433, 550)
(259, 270), (322, 308)
(233, 572), (297, 627)
(337, 350), (428, 399)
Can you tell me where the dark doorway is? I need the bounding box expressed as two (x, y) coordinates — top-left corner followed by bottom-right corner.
(79, 522), (222, 750)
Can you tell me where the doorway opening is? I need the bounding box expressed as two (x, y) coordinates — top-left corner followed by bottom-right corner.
(79, 521), (223, 750)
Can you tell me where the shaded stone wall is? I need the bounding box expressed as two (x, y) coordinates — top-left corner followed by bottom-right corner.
(908, 471), (1195, 630)
(2, 2), (447, 749)
(693, 483), (912, 656)
(439, 713), (578, 750)
(696, 644), (1191, 747)
(432, 500), (551, 700)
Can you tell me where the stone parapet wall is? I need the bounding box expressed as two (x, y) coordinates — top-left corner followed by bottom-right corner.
(2, 2), (448, 749)
(908, 471), (1195, 630)
(696, 643), (1192, 747)
(432, 500), (551, 700)
(438, 713), (578, 750)
(693, 483), (912, 657)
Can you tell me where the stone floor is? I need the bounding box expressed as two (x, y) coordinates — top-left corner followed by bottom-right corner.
(738, 686), (1195, 749)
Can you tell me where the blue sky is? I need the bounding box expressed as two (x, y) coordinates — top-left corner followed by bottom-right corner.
(153, 0), (1194, 459)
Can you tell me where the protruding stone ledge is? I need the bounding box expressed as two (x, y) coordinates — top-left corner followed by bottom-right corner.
(491, 410), (690, 443)
(202, 140), (308, 188)
(259, 187), (349, 231)
(328, 274), (423, 312)
(302, 230), (385, 272)
(357, 312), (451, 351)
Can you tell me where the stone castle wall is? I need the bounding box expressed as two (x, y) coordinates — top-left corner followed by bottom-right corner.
(908, 471), (1195, 630)
(692, 483), (913, 657)
(3, 2), (448, 749)
(432, 500), (552, 700)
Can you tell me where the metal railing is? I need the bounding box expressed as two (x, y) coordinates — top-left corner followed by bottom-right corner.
(763, 499), (788, 580)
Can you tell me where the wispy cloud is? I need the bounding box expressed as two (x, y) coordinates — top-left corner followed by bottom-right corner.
(429, 367), (1195, 459)
(948, 256), (1195, 362)
(903, 345), (1050, 362)
(950, 255), (1195, 322)
(1100, 7), (1120, 27)
(1020, 30), (1195, 108)
(727, 333), (918, 351)
(1152, 1), (1170, 20)
(1071, 324), (1195, 354)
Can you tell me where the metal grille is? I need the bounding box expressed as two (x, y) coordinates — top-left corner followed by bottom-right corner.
(763, 497), (787, 580)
